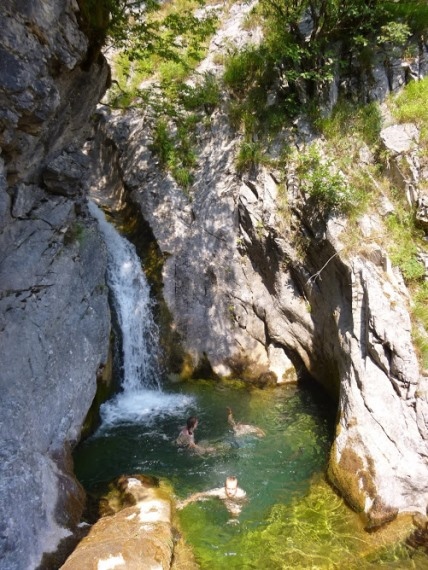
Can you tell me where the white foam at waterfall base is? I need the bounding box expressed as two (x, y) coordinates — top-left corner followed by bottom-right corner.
(89, 201), (195, 428)
(99, 390), (195, 428)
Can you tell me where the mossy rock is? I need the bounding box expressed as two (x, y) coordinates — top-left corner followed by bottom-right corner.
(327, 438), (376, 514)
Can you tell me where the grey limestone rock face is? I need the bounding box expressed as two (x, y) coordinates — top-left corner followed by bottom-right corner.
(380, 122), (428, 231)
(85, 0), (428, 540)
(0, 1), (111, 568)
(87, 96), (428, 524)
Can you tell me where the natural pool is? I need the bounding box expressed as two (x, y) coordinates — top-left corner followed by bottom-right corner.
(73, 378), (426, 569)
(80, 200), (428, 568)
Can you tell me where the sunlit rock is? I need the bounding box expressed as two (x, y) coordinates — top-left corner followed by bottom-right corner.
(61, 476), (175, 570)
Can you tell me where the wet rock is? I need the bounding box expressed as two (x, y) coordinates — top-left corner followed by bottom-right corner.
(365, 499), (399, 531)
(413, 513), (428, 531)
(407, 513), (428, 553)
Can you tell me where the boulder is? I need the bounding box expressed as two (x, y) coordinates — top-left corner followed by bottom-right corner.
(61, 476), (175, 570)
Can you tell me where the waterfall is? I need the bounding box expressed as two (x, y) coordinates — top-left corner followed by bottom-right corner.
(89, 201), (193, 426)
(89, 200), (161, 391)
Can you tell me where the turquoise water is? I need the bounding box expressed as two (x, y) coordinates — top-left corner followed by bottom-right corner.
(73, 378), (426, 569)
(74, 378), (334, 499)
(74, 380), (331, 556)
(77, 208), (428, 568)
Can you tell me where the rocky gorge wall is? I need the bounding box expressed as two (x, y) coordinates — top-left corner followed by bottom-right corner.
(1, 0), (428, 567)
(0, 2), (111, 568)
(86, 4), (428, 529)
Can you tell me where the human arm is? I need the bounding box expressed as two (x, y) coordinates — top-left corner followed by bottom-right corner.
(176, 492), (208, 509)
(176, 487), (223, 509)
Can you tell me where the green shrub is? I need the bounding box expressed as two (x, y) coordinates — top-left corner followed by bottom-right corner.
(297, 147), (364, 215)
(413, 282), (428, 369)
(151, 118), (175, 166)
(316, 100), (382, 147)
(172, 167), (193, 189)
(386, 209), (425, 282)
(391, 76), (428, 144)
(235, 140), (264, 173)
(181, 72), (221, 113)
(223, 46), (267, 95)
(150, 116), (197, 190)
(377, 21), (410, 47)
(159, 60), (188, 85)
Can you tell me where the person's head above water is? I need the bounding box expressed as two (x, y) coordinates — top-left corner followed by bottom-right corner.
(186, 416), (198, 433)
(225, 476), (239, 498)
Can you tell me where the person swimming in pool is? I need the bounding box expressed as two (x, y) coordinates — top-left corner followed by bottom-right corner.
(177, 476), (247, 517)
(176, 416), (199, 449)
(176, 416), (216, 454)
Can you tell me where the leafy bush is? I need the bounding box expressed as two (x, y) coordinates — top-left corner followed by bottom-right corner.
(297, 146), (364, 215)
(383, 0), (428, 34)
(151, 118), (175, 166)
(391, 76), (428, 145)
(223, 44), (298, 137)
(235, 140), (264, 173)
(317, 100), (382, 148)
(150, 116), (197, 190)
(385, 210), (426, 282)
(181, 72), (221, 113)
(105, 0), (218, 109)
(377, 21), (410, 46)
(413, 282), (428, 369)
(223, 46), (268, 95)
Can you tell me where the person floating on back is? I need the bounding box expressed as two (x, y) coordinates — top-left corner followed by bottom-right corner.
(177, 476), (247, 517)
(226, 407), (266, 437)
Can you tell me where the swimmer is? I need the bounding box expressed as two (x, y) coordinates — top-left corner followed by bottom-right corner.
(177, 476), (247, 516)
(176, 416), (216, 454)
(176, 416), (199, 449)
(227, 407), (266, 437)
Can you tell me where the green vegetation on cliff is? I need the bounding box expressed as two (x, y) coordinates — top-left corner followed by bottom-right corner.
(388, 77), (428, 369)
(102, 1), (428, 367)
(222, 0), (427, 138)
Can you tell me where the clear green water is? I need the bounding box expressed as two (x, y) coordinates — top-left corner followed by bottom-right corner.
(74, 379), (426, 569)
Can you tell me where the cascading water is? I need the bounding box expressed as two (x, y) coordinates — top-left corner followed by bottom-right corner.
(88, 201), (193, 426)
(76, 203), (420, 570)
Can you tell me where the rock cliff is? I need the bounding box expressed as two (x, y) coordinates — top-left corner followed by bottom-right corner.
(86, 2), (428, 528)
(1, 0), (428, 567)
(0, 1), (111, 568)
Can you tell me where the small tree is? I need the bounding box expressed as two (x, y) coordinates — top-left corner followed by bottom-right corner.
(77, 0), (216, 65)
